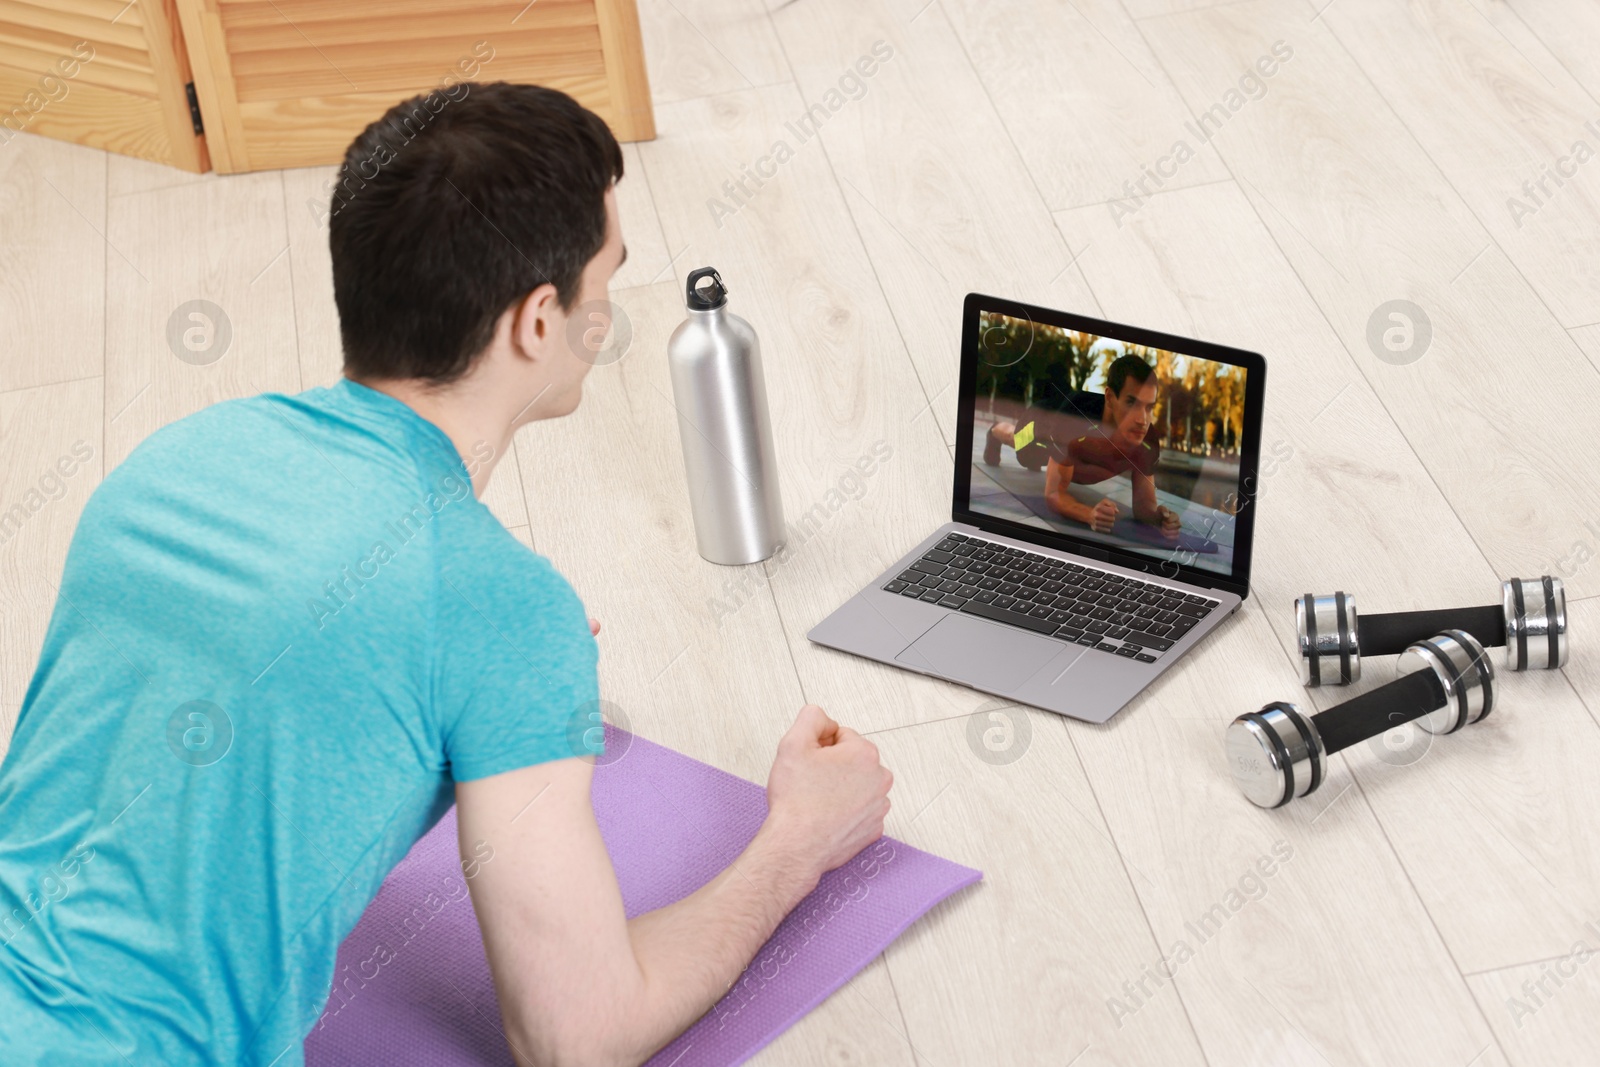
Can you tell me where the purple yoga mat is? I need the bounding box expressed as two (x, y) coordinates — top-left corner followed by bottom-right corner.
(303, 725), (981, 1066)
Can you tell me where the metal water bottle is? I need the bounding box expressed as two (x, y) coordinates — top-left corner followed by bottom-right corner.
(666, 267), (785, 565)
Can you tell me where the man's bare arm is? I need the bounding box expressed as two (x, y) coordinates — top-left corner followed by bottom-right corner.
(1130, 471), (1181, 539)
(456, 705), (891, 1067)
(1046, 459), (1117, 533)
(1043, 458), (1086, 521)
(1131, 469), (1160, 523)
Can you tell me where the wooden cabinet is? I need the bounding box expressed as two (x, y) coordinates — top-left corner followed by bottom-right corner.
(0, 0), (207, 171)
(1, 0), (652, 173)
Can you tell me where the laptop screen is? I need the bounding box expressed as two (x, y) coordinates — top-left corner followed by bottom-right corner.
(956, 297), (1265, 592)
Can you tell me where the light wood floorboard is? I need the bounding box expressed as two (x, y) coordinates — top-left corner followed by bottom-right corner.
(1136, 2), (1600, 603)
(869, 710), (1210, 1065)
(1319, 0), (1600, 327)
(769, 0), (1103, 440)
(102, 161), (301, 468)
(941, 0), (1233, 211)
(1569, 322), (1600, 376)
(0, 136), (105, 394)
(634, 0), (792, 104)
(611, 142), (676, 292)
(1506, 0), (1600, 102)
(1467, 949), (1600, 1067)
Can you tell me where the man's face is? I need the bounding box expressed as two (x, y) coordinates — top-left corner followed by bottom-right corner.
(547, 187), (627, 414)
(1106, 376), (1158, 446)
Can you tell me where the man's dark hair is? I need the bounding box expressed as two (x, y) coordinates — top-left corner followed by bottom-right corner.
(330, 82), (624, 383)
(1106, 354), (1155, 399)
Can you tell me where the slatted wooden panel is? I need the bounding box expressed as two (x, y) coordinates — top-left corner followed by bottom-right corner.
(0, 0), (206, 170)
(174, 0), (653, 174)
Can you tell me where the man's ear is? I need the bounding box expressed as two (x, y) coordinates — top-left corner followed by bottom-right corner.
(509, 282), (564, 363)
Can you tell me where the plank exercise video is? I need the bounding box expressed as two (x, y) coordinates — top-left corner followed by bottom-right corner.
(969, 311), (1247, 577)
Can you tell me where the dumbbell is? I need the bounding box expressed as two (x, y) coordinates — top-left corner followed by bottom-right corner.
(1226, 629), (1493, 809)
(1295, 576), (1566, 687)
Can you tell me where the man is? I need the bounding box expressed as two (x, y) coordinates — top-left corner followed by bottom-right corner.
(982, 354), (1181, 541)
(0, 84), (893, 1066)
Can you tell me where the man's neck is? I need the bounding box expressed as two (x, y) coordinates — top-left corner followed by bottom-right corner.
(352, 375), (522, 498)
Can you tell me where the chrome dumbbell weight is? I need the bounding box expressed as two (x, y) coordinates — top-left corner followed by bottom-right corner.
(1226, 629), (1494, 809)
(1295, 576), (1565, 687)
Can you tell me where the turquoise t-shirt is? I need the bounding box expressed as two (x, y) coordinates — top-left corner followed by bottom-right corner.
(0, 379), (600, 1065)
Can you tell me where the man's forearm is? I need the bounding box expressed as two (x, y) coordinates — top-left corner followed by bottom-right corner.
(613, 822), (819, 1064)
(1132, 475), (1162, 525)
(1044, 462), (1091, 524)
(1047, 492), (1093, 524)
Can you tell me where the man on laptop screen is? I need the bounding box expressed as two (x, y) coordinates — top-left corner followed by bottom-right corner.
(969, 310), (1246, 577)
(982, 353), (1181, 542)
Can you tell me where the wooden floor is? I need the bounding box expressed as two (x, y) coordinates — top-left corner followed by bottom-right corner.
(4, 0), (1600, 1063)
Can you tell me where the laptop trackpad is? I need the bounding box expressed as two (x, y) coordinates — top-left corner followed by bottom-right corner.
(895, 614), (1060, 694)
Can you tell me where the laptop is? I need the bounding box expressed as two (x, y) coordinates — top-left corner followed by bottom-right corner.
(808, 293), (1267, 724)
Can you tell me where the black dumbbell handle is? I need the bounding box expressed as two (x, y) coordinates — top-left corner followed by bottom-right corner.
(1358, 605), (1505, 657)
(1311, 668), (1446, 755)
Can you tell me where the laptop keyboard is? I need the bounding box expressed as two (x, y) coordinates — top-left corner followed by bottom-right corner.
(882, 532), (1218, 663)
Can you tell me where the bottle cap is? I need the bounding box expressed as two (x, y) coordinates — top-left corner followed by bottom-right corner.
(685, 267), (728, 311)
